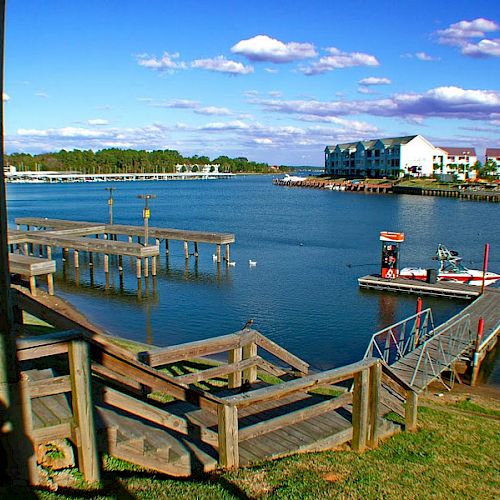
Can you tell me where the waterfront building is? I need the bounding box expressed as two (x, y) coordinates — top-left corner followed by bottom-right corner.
(433, 146), (478, 180)
(485, 148), (500, 165)
(324, 134), (436, 178)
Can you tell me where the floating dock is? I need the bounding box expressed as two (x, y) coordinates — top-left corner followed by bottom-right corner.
(358, 274), (481, 300)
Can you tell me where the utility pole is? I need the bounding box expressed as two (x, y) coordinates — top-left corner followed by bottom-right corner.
(105, 187), (115, 225)
(137, 194), (156, 246)
(0, 0), (35, 485)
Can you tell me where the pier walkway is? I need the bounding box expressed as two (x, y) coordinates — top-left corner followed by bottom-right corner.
(15, 217), (235, 263)
(364, 288), (500, 392)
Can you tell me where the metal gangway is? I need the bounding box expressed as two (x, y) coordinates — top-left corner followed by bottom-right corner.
(364, 307), (475, 392)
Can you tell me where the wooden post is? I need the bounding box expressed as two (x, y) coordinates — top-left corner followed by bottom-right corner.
(155, 238), (160, 248)
(47, 273), (54, 295)
(136, 258), (142, 279)
(151, 256), (157, 276)
(194, 241), (199, 258)
(352, 368), (369, 452)
(242, 342), (257, 383)
(165, 239), (169, 256)
(216, 244), (221, 263)
(103, 254), (109, 274)
(128, 235), (132, 243)
(89, 252), (93, 266)
(405, 390), (418, 432)
(217, 404), (239, 468)
(29, 276), (37, 296)
(368, 361), (381, 448)
(227, 347), (242, 389)
(118, 255), (123, 270)
(46, 245), (52, 260)
(144, 257), (149, 277)
(184, 241), (189, 259)
(73, 250), (79, 268)
(225, 244), (230, 263)
(68, 338), (100, 482)
(19, 375), (39, 484)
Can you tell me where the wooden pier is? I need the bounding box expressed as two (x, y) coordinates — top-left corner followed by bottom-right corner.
(15, 217), (235, 264)
(358, 274), (480, 299)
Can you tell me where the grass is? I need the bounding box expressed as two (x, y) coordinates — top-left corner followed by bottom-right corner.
(2, 395), (497, 499)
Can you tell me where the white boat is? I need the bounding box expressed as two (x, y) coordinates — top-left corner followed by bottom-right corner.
(400, 244), (500, 286)
(282, 174), (307, 182)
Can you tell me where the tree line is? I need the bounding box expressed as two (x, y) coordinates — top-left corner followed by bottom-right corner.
(6, 149), (287, 174)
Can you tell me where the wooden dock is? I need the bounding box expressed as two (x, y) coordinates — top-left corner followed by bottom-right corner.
(15, 217), (235, 263)
(9, 254), (56, 296)
(358, 274), (480, 299)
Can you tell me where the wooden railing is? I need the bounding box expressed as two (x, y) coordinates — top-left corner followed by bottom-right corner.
(138, 329), (309, 389)
(215, 358), (419, 468)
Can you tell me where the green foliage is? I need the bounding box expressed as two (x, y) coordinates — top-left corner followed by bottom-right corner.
(6, 148), (278, 174)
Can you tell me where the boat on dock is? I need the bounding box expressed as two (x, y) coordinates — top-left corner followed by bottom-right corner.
(400, 244), (500, 287)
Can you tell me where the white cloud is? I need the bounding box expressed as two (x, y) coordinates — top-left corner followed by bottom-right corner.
(299, 47), (379, 75)
(88, 119), (109, 126)
(200, 120), (250, 131)
(436, 18), (500, 58)
(415, 52), (439, 61)
(195, 106), (232, 116)
(359, 77), (391, 86)
(150, 99), (200, 109)
(136, 51), (187, 72)
(251, 85), (500, 122)
(231, 35), (317, 63)
(3, 92), (9, 101)
(264, 68), (279, 74)
(254, 137), (273, 145)
(191, 56), (253, 75)
(35, 92), (49, 98)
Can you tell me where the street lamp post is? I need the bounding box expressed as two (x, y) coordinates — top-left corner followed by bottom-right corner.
(137, 194), (156, 246)
(105, 187), (115, 225)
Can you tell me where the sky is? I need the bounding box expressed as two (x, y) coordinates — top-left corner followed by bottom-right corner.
(4, 0), (500, 166)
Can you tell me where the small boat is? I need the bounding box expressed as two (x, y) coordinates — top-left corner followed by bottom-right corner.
(282, 174), (307, 182)
(400, 244), (500, 286)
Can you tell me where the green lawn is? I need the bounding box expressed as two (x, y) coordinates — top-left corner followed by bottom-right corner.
(1, 395), (497, 499)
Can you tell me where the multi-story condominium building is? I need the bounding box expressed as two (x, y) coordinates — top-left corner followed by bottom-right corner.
(324, 135), (436, 177)
(485, 148), (500, 165)
(433, 146), (477, 180)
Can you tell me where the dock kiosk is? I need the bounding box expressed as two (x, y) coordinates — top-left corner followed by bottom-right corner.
(380, 231), (404, 279)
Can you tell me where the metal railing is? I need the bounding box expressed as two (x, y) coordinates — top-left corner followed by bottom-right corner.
(364, 308), (435, 365)
(409, 314), (472, 389)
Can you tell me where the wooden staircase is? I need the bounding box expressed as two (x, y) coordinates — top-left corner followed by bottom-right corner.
(17, 317), (418, 482)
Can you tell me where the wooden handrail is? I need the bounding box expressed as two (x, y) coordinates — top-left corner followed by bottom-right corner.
(139, 329), (258, 367)
(223, 358), (376, 409)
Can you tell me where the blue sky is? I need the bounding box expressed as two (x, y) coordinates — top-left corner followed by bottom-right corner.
(4, 0), (500, 165)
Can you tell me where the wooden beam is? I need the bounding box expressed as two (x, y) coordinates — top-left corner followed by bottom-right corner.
(140, 330), (257, 367)
(238, 392), (353, 442)
(254, 333), (309, 374)
(224, 358), (376, 409)
(352, 368), (369, 452)
(68, 339), (100, 483)
(217, 404), (239, 468)
(227, 347), (242, 389)
(368, 362), (381, 448)
(26, 374), (71, 398)
(176, 357), (258, 385)
(242, 342), (257, 383)
(405, 390), (418, 432)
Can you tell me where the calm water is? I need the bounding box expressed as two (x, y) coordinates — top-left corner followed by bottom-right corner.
(6, 175), (500, 383)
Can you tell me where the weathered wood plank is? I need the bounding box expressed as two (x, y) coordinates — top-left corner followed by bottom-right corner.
(254, 333), (309, 374)
(69, 339), (100, 483)
(224, 358), (376, 409)
(217, 404), (239, 468)
(352, 368), (369, 452)
(28, 375), (72, 398)
(238, 392), (353, 441)
(227, 347), (242, 389)
(368, 362), (381, 447)
(140, 330), (257, 367)
(176, 357), (258, 385)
